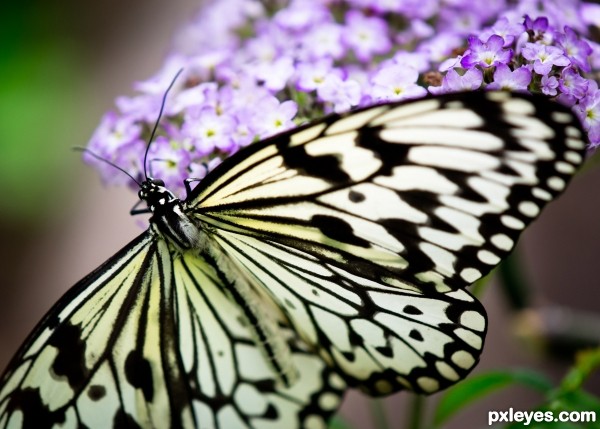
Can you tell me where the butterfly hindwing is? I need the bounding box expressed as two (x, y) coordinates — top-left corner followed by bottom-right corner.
(207, 232), (486, 395)
(0, 233), (344, 428)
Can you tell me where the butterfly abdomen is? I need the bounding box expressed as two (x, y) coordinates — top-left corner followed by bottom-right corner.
(150, 205), (202, 251)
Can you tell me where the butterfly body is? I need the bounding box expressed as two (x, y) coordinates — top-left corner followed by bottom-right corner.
(137, 179), (201, 251)
(0, 91), (587, 428)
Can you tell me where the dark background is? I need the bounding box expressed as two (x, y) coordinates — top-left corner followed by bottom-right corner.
(0, 1), (598, 427)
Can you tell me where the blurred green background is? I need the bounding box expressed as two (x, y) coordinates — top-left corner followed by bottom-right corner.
(0, 1), (598, 428)
(0, 0), (198, 369)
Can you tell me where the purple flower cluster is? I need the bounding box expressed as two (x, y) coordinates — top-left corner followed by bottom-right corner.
(86, 0), (600, 196)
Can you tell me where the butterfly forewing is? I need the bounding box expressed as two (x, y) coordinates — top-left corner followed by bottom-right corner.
(0, 234), (344, 428)
(190, 91), (586, 292)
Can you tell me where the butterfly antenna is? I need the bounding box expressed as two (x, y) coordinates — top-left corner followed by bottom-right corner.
(143, 68), (184, 180)
(73, 146), (141, 187)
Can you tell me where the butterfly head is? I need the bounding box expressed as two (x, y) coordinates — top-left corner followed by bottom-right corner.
(138, 178), (180, 213)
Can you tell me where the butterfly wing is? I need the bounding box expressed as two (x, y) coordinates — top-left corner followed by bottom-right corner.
(204, 232), (486, 395)
(0, 232), (344, 428)
(189, 91), (586, 292)
(186, 91), (586, 394)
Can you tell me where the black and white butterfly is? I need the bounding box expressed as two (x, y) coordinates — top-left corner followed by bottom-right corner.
(0, 90), (587, 428)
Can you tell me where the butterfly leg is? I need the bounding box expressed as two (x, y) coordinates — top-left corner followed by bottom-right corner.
(130, 199), (151, 215)
(184, 177), (203, 198)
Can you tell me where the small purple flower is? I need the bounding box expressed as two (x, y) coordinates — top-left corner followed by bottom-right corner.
(417, 32), (464, 64)
(147, 136), (191, 192)
(251, 56), (295, 92)
(171, 83), (213, 114)
(555, 26), (593, 73)
(558, 67), (589, 100)
(541, 74), (559, 96)
(115, 94), (166, 123)
(182, 107), (235, 155)
(524, 15), (549, 35)
(392, 52), (430, 73)
(573, 83), (600, 147)
(403, 19), (434, 42)
(133, 57), (188, 96)
(222, 78), (271, 112)
(519, 15), (553, 48)
(370, 65), (427, 101)
(342, 11), (392, 63)
(295, 60), (339, 92)
(461, 35), (513, 69)
(438, 9), (485, 35)
(300, 23), (345, 60)
(438, 55), (463, 72)
(87, 112), (142, 156)
(521, 43), (570, 75)
(273, 0), (329, 32)
(317, 75), (361, 113)
(394, 0), (438, 20)
(253, 97), (298, 138)
(84, 112), (145, 186)
(429, 68), (483, 95)
(479, 17), (525, 47)
(487, 64), (532, 92)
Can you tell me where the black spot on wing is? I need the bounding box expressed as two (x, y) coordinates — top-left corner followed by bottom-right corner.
(88, 384), (106, 401)
(348, 190), (365, 202)
(280, 139), (350, 183)
(312, 214), (370, 247)
(49, 323), (89, 389)
(380, 217), (436, 277)
(355, 126), (411, 174)
(409, 329), (424, 341)
(264, 403), (278, 419)
(403, 305), (422, 315)
(114, 408), (143, 429)
(125, 350), (154, 402)
(7, 388), (66, 429)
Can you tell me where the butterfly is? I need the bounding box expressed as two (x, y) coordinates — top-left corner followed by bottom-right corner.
(0, 90), (586, 429)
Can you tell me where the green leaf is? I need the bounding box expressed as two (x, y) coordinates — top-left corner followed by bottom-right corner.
(559, 348), (600, 393)
(433, 369), (553, 427)
(551, 391), (600, 413)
